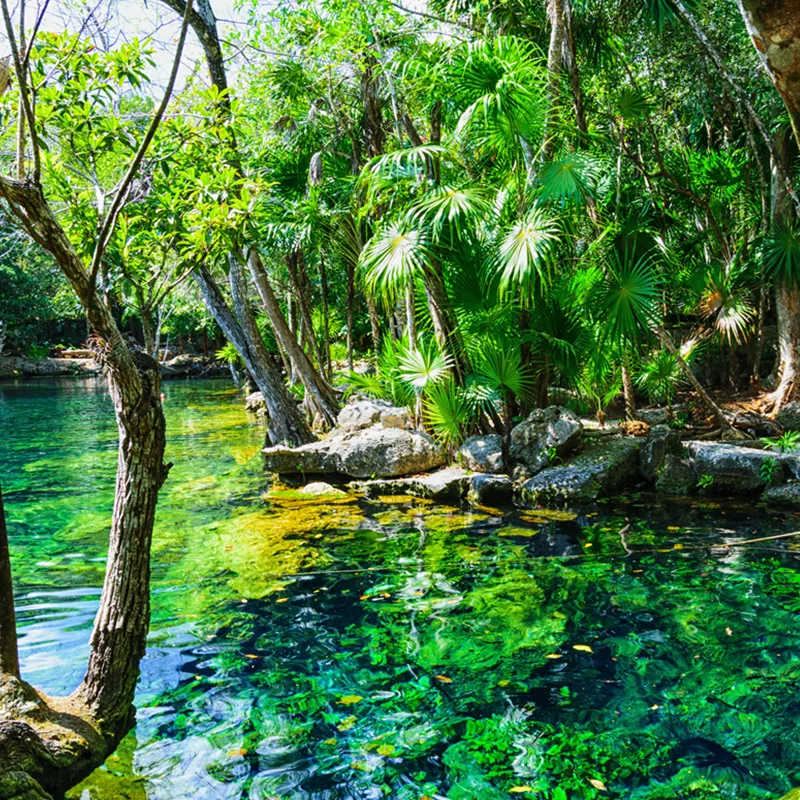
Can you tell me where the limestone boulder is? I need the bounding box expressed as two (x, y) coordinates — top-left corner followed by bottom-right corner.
(516, 436), (641, 505)
(336, 399), (411, 432)
(685, 441), (797, 493)
(761, 483), (800, 506)
(467, 473), (513, 506)
(263, 427), (445, 479)
(509, 406), (583, 473)
(458, 434), (505, 473)
(654, 454), (696, 495)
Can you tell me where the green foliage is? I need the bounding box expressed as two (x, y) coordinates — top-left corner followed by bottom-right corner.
(422, 381), (473, 447)
(761, 431), (800, 454)
(760, 457), (778, 487)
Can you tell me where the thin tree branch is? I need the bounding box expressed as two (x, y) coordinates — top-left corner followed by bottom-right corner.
(87, 0), (194, 293)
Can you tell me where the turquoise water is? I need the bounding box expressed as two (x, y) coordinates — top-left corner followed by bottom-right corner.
(2, 378), (800, 799)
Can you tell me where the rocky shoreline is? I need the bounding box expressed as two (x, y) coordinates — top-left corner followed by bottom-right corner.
(259, 398), (800, 509)
(0, 354), (228, 379)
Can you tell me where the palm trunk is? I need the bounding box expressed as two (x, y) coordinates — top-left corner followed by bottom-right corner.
(621, 357), (637, 420)
(347, 258), (355, 369)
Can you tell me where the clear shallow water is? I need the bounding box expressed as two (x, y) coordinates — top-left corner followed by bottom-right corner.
(2, 379), (800, 799)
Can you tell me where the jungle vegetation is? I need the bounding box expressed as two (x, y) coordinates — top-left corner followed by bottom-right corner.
(1, 0), (800, 795)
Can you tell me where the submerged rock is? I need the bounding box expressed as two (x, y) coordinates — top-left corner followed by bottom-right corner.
(516, 436), (641, 504)
(467, 473), (513, 506)
(361, 467), (469, 502)
(458, 434), (505, 473)
(298, 482), (348, 498)
(336, 399), (411, 432)
(263, 427), (445, 479)
(359, 468), (513, 507)
(761, 483), (800, 506)
(685, 441), (797, 493)
(509, 406), (583, 473)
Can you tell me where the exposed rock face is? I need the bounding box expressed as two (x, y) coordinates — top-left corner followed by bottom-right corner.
(337, 399), (411, 432)
(509, 406), (583, 473)
(654, 454), (696, 495)
(685, 441), (797, 493)
(640, 425), (684, 482)
(361, 468), (469, 502)
(458, 434), (505, 474)
(776, 402), (800, 432)
(298, 482), (348, 497)
(358, 468), (513, 507)
(761, 483), (800, 506)
(467, 473), (513, 506)
(516, 436), (641, 504)
(263, 427), (445, 479)
(0, 356), (100, 377)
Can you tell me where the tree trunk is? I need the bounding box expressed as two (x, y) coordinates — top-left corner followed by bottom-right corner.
(319, 251), (331, 378)
(0, 484), (19, 678)
(0, 178), (174, 797)
(366, 294), (381, 355)
(347, 257), (356, 369)
(736, 0), (800, 147)
(194, 264), (313, 445)
(770, 128), (800, 410)
(544, 0), (566, 160)
(74, 353), (168, 723)
(423, 262), (469, 380)
(655, 325), (734, 432)
(246, 250), (339, 425)
(285, 250), (325, 372)
(621, 358), (637, 420)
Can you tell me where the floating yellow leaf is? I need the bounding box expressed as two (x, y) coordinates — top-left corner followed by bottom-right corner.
(337, 715), (357, 731)
(584, 542), (593, 548)
(435, 675), (453, 683)
(323, 738), (337, 746)
(509, 786), (533, 793)
(498, 679), (511, 687)
(667, 526), (680, 531)
(589, 778), (607, 791)
(545, 653), (563, 659)
(553, 611), (567, 620)
(276, 597), (288, 603)
(338, 695), (363, 705)
(573, 644), (593, 653)
(245, 654), (259, 659)
(226, 748), (247, 758)
(673, 543), (684, 550)
(376, 744), (395, 756)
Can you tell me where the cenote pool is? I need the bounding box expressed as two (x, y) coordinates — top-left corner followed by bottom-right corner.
(2, 378), (800, 799)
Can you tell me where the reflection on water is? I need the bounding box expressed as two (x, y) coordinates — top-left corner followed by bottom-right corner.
(2, 378), (800, 798)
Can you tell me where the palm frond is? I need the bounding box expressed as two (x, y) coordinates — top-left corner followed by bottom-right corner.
(497, 207), (559, 298)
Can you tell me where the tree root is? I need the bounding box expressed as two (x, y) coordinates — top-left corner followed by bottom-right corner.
(0, 675), (132, 800)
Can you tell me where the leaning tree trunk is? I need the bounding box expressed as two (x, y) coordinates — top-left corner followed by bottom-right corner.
(621, 356), (637, 420)
(0, 178), (173, 799)
(194, 263), (314, 445)
(246, 250), (339, 426)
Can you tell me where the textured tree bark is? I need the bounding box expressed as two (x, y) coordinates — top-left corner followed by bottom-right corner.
(194, 264), (313, 445)
(543, 0), (566, 160)
(246, 250), (339, 426)
(737, 0), (800, 145)
(770, 128), (800, 409)
(0, 485), (19, 678)
(0, 177), (172, 799)
(159, 0), (338, 427)
(621, 359), (637, 420)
